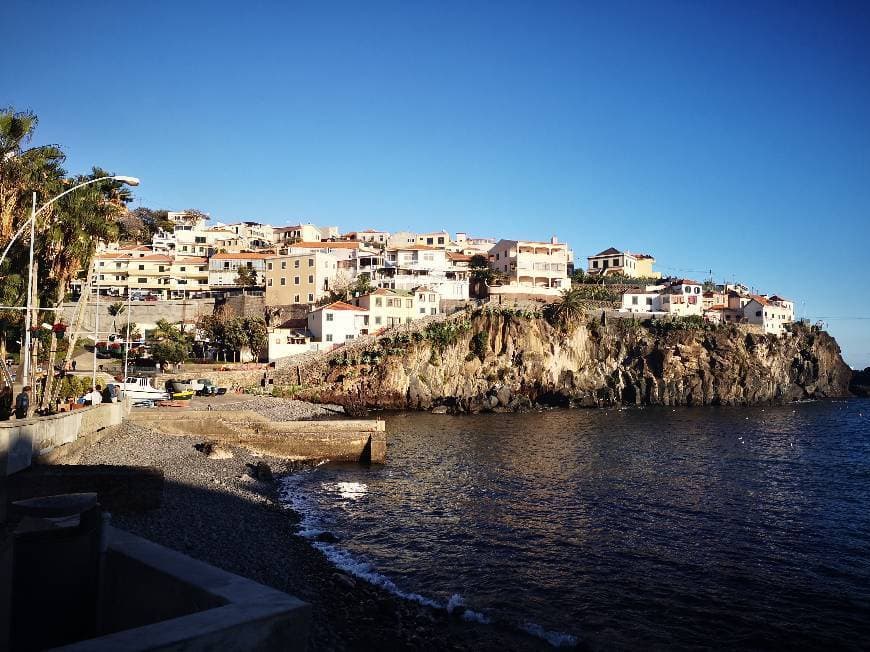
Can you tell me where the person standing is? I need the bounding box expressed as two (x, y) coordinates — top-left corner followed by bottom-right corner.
(14, 386), (31, 419)
(0, 386), (12, 420)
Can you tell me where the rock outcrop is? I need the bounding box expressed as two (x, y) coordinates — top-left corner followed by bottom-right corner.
(289, 311), (853, 412)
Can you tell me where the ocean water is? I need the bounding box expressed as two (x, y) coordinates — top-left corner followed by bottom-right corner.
(280, 401), (870, 649)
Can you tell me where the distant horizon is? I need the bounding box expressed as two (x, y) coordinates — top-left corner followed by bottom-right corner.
(4, 1), (869, 366)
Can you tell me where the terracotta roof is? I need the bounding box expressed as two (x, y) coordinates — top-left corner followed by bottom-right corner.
(768, 295), (790, 302)
(275, 318), (308, 330)
(369, 288), (396, 296)
(706, 305), (727, 311)
(95, 252), (133, 260)
(591, 247), (621, 257)
(174, 257), (208, 264)
(674, 279), (701, 285)
(136, 255), (174, 262)
(289, 241), (361, 249)
(319, 301), (367, 312)
(386, 244), (440, 251)
(749, 294), (770, 306)
(447, 252), (472, 262)
(210, 252), (273, 260)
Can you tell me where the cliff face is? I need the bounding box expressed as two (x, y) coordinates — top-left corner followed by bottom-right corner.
(294, 312), (853, 412)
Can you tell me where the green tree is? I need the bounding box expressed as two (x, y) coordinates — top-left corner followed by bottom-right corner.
(107, 301), (126, 332)
(152, 340), (189, 365)
(235, 265), (258, 286)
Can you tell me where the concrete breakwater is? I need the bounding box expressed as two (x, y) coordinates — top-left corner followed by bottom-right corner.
(128, 410), (386, 463)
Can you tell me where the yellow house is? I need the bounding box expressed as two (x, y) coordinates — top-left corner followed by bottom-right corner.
(354, 288), (417, 329)
(587, 248), (661, 278)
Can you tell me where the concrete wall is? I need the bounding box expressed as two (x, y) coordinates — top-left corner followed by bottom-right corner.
(0, 402), (128, 477)
(60, 299), (215, 332)
(53, 527), (311, 651)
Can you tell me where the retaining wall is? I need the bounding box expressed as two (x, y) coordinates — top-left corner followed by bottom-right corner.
(0, 402), (129, 477)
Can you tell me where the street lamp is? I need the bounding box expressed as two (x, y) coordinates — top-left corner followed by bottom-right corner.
(0, 175), (140, 389)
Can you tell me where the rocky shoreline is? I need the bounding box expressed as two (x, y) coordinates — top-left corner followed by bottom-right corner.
(72, 421), (551, 651)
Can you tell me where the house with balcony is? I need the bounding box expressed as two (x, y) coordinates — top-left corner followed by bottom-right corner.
(275, 223), (339, 244)
(487, 237), (570, 296)
(267, 318), (320, 361)
(353, 288), (417, 330)
(341, 229), (390, 245)
(586, 247), (661, 278)
(379, 245), (469, 300)
(659, 279), (704, 316)
(169, 256), (210, 298)
(620, 287), (664, 313)
(208, 252), (270, 288)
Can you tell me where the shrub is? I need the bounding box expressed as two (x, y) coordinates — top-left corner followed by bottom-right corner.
(469, 331), (489, 361)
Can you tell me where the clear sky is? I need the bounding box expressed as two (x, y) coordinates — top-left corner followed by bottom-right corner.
(4, 1), (869, 366)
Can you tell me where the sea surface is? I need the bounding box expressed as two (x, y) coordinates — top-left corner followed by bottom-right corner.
(280, 400), (870, 649)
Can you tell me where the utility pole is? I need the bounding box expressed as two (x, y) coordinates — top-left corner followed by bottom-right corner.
(21, 192), (36, 391)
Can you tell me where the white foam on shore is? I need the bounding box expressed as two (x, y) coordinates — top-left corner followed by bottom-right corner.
(522, 622), (578, 648)
(280, 472), (574, 648)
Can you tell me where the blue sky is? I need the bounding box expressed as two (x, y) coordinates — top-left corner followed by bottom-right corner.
(4, 1), (870, 366)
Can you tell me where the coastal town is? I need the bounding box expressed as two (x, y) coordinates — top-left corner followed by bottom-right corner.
(79, 209), (797, 365)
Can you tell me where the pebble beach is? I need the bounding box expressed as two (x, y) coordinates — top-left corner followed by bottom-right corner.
(70, 409), (550, 651)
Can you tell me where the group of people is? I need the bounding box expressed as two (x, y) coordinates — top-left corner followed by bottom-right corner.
(0, 385), (32, 420)
(0, 381), (120, 420)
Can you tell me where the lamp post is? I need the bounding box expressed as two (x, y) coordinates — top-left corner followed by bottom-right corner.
(0, 176), (140, 391)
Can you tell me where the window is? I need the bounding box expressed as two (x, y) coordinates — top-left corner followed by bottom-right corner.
(294, 276), (300, 285)
(138, 277), (146, 283)
(326, 334), (333, 342)
(603, 260), (609, 269)
(375, 298), (382, 307)
(308, 275), (314, 283)
(438, 237), (445, 244)
(431, 308), (437, 315)
(405, 299), (412, 308)
(309, 259), (314, 267)
(180, 266), (186, 271)
(420, 307), (426, 314)
(429, 294), (435, 302)
(613, 258), (620, 266)
(307, 293), (313, 302)
(294, 294), (300, 303)
(346, 334), (354, 340)
(267, 279), (272, 286)
(593, 260), (599, 269)
(267, 262), (273, 270)
(294, 260), (299, 268)
(326, 313), (334, 321)
(223, 262), (229, 269)
(632, 296), (638, 305)
(756, 310), (762, 317)
(99, 261), (105, 267)
(138, 264), (145, 270)
(646, 298), (653, 306)
(280, 278), (286, 286)
(375, 316), (382, 325)
(281, 261), (287, 269)
(426, 237), (433, 245)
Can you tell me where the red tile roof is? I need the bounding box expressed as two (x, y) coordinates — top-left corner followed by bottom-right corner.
(289, 241), (361, 249)
(320, 301), (367, 312)
(211, 252), (273, 260)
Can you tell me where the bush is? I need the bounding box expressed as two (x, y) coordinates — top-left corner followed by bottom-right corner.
(469, 331), (489, 361)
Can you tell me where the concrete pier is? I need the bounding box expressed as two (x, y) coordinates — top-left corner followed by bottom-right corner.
(128, 411), (387, 463)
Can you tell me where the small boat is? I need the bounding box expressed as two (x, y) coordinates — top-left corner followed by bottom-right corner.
(118, 376), (171, 402)
(170, 389), (194, 401)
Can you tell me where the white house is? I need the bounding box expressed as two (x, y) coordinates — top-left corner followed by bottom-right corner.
(208, 252), (271, 287)
(743, 295), (794, 335)
(659, 279), (703, 316)
(307, 301), (370, 347)
(267, 318), (321, 361)
(621, 287), (664, 313)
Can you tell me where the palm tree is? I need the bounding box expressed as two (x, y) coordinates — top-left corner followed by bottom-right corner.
(107, 301), (126, 332)
(544, 287), (587, 331)
(0, 108), (65, 243)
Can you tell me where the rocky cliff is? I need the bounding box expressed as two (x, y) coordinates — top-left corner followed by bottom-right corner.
(289, 310), (853, 412)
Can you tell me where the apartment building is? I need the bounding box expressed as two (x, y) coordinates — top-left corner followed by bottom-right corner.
(169, 256), (209, 298)
(488, 238), (570, 292)
(587, 248), (660, 278)
(208, 252), (270, 287)
(264, 251), (338, 305)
